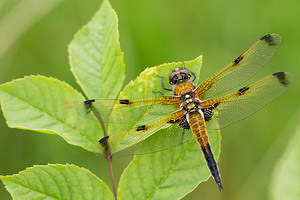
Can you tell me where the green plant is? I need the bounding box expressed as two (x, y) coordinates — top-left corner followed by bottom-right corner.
(0, 0), (221, 199)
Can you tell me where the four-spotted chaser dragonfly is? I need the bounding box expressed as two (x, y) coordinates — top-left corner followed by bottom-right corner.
(81, 34), (294, 190)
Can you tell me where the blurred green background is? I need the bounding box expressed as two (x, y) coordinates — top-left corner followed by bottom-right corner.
(0, 0), (299, 199)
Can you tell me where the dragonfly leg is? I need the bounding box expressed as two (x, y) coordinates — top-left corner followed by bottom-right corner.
(152, 90), (164, 96)
(157, 75), (172, 91)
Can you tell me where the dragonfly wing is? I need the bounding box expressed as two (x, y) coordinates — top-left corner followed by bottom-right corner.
(201, 72), (295, 130)
(196, 34), (282, 100)
(78, 96), (180, 126)
(135, 124), (194, 155)
(96, 110), (186, 154)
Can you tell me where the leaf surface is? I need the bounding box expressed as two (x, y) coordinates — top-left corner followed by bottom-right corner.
(69, 0), (125, 100)
(118, 129), (221, 200)
(0, 75), (101, 152)
(1, 164), (114, 200)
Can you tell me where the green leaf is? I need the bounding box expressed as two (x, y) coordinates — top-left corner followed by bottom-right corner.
(0, 164), (114, 200)
(120, 56), (203, 99)
(0, 0), (125, 155)
(269, 126), (300, 200)
(69, 0), (125, 100)
(104, 56), (203, 154)
(0, 75), (101, 152)
(118, 129), (221, 200)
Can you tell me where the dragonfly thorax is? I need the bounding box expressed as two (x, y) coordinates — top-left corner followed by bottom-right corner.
(180, 91), (201, 114)
(169, 67), (191, 86)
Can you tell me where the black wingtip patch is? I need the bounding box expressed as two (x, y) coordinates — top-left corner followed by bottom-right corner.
(84, 99), (95, 104)
(234, 55), (244, 65)
(273, 72), (289, 86)
(238, 86), (250, 95)
(260, 34), (276, 46)
(99, 136), (109, 143)
(136, 125), (146, 131)
(120, 99), (131, 104)
(260, 34), (271, 41)
(273, 71), (285, 76)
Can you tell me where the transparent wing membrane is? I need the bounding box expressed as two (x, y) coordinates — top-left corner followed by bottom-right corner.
(196, 33), (282, 100)
(94, 124), (194, 156)
(78, 96), (180, 125)
(94, 110), (186, 154)
(201, 72), (295, 129)
(135, 125), (194, 155)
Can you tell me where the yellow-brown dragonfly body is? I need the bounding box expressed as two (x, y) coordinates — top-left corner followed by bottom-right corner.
(82, 33), (295, 190)
(165, 67), (224, 189)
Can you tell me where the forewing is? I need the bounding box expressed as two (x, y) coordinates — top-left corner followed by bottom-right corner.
(196, 34), (282, 100)
(78, 96), (180, 126)
(95, 110), (186, 154)
(201, 72), (295, 130)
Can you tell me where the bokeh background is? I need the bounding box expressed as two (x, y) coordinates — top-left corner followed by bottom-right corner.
(0, 0), (299, 199)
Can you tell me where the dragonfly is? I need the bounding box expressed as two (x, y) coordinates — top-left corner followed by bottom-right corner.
(80, 33), (294, 191)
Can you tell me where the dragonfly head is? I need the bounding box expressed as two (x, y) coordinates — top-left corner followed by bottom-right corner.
(169, 67), (191, 85)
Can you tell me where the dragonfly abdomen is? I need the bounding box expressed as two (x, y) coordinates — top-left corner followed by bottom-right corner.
(188, 111), (224, 191)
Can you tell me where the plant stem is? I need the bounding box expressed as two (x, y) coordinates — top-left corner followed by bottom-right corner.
(106, 149), (117, 199)
(89, 104), (117, 199)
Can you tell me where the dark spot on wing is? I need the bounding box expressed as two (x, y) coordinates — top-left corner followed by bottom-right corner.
(99, 136), (109, 143)
(233, 55), (244, 65)
(201, 102), (220, 122)
(260, 34), (276, 46)
(202, 108), (213, 121)
(273, 72), (289, 86)
(99, 136), (109, 149)
(238, 86), (250, 95)
(174, 116), (190, 129)
(136, 125), (146, 131)
(213, 102), (220, 108)
(83, 99), (95, 111)
(167, 119), (175, 123)
(84, 99), (95, 104)
(119, 99), (131, 104)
